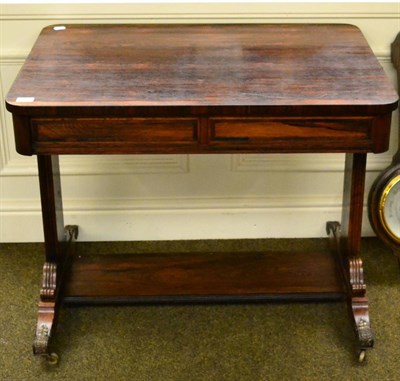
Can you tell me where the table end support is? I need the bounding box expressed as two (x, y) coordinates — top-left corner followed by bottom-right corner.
(34, 155), (80, 364)
(327, 153), (374, 362)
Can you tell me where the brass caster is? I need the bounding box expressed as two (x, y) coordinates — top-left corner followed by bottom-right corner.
(358, 350), (366, 363)
(44, 352), (59, 366)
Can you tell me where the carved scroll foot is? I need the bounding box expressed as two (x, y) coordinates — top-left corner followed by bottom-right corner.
(348, 255), (374, 361)
(33, 302), (61, 366)
(33, 264), (59, 360)
(33, 322), (51, 355)
(33, 258), (59, 357)
(33, 225), (79, 363)
(326, 221), (374, 362)
(33, 313), (59, 365)
(356, 318), (374, 348)
(352, 298), (374, 362)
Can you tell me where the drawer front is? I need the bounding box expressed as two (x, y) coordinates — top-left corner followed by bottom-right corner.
(32, 117), (199, 153)
(209, 117), (373, 152)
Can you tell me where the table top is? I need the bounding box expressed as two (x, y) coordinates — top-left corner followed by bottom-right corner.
(6, 24), (398, 115)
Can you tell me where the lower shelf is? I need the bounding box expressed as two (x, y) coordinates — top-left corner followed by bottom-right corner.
(62, 249), (346, 304)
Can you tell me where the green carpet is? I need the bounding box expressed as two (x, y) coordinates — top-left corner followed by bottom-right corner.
(1, 238), (399, 381)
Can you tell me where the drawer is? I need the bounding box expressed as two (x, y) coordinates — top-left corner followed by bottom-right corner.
(209, 117), (373, 152)
(31, 117), (199, 153)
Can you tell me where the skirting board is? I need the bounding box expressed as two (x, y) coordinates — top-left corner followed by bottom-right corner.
(0, 200), (373, 242)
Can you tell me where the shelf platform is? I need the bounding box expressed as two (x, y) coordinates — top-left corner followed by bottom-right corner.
(63, 249), (345, 304)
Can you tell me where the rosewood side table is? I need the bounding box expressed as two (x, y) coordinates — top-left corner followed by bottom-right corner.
(5, 24), (398, 364)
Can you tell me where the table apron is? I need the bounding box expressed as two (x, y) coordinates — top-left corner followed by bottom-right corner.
(18, 114), (390, 155)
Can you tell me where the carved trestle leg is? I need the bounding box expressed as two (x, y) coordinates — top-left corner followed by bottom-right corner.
(34, 155), (78, 364)
(327, 153), (373, 362)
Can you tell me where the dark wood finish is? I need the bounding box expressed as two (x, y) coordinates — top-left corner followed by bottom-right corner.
(339, 154), (374, 349)
(63, 250), (344, 301)
(34, 157), (79, 360)
(209, 117), (375, 152)
(31, 117), (200, 154)
(5, 24), (397, 112)
(5, 24), (398, 156)
(4, 24), (398, 362)
(341, 154), (367, 260)
(11, 114), (33, 155)
(34, 155), (65, 356)
(37, 156), (65, 262)
(28, 115), (386, 155)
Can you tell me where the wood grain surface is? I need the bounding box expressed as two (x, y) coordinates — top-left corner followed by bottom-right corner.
(6, 24), (398, 112)
(63, 250), (345, 302)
